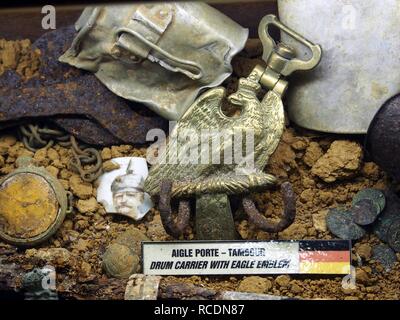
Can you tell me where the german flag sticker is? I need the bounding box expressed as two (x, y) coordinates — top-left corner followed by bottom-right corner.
(299, 240), (351, 274)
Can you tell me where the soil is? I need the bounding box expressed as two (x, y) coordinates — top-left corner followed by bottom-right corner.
(0, 38), (399, 300)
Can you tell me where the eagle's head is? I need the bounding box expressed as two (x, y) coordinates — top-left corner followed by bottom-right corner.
(228, 78), (261, 106)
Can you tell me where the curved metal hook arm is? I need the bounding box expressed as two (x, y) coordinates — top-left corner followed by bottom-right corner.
(242, 181), (296, 233)
(158, 180), (191, 238)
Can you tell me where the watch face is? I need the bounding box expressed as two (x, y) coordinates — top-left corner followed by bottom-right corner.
(0, 172), (59, 240)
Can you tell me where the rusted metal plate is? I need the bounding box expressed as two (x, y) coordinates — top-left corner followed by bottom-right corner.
(0, 26), (168, 146)
(0, 117), (122, 146)
(50, 117), (123, 146)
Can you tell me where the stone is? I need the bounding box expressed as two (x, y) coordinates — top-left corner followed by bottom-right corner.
(237, 276), (272, 294)
(0, 135), (17, 148)
(101, 148), (112, 160)
(74, 219), (89, 231)
(102, 227), (149, 279)
(311, 141), (363, 183)
(103, 244), (139, 279)
(291, 139), (308, 151)
(356, 244), (372, 260)
(27, 248), (72, 268)
(362, 162), (380, 180)
(76, 197), (98, 213)
(299, 189), (315, 204)
(60, 169), (72, 180)
(312, 210), (328, 232)
(301, 176), (315, 189)
(80, 261), (92, 278)
(33, 148), (49, 166)
(74, 238), (90, 252)
(267, 140), (297, 179)
(45, 165), (59, 178)
(69, 175), (93, 199)
(318, 190), (334, 205)
(62, 220), (74, 230)
(290, 283), (303, 294)
(275, 275), (291, 288)
(47, 148), (59, 161)
(279, 223), (308, 240)
(303, 142), (323, 167)
(146, 214), (170, 241)
(102, 160), (120, 172)
(356, 268), (370, 285)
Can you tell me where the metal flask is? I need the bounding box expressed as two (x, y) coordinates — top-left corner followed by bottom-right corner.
(278, 0), (400, 134)
(59, 3), (248, 121)
(0, 157), (70, 247)
(144, 15), (321, 240)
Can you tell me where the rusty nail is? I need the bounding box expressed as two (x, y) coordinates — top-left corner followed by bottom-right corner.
(159, 180), (191, 238)
(242, 181), (296, 233)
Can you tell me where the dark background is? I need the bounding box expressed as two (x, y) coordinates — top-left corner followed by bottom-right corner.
(0, 1), (278, 41)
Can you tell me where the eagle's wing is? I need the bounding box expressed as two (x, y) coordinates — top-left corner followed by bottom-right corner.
(178, 87), (227, 129)
(254, 90), (285, 170)
(144, 87), (230, 196)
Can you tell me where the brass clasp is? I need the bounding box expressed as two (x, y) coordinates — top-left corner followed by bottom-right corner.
(256, 14), (322, 96)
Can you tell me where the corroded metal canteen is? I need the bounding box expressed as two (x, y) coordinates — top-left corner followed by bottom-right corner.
(0, 156), (71, 246)
(144, 15), (322, 240)
(59, 2), (248, 121)
(278, 0), (400, 134)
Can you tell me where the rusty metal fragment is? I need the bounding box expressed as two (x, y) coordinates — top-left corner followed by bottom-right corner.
(242, 181), (296, 233)
(158, 282), (218, 300)
(159, 282), (298, 300)
(0, 26), (167, 146)
(158, 180), (191, 238)
(125, 274), (161, 300)
(51, 117), (122, 146)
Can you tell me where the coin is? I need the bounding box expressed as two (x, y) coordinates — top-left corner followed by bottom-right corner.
(350, 198), (381, 226)
(352, 189), (386, 213)
(387, 218), (400, 252)
(373, 190), (400, 242)
(326, 208), (366, 240)
(371, 244), (397, 272)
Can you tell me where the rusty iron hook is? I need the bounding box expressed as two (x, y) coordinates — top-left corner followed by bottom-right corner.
(159, 180), (191, 238)
(242, 181), (296, 233)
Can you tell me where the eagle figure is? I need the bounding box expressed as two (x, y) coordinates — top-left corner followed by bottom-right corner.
(144, 71), (285, 198)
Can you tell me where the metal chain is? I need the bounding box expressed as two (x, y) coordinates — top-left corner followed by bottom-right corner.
(18, 124), (103, 183)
